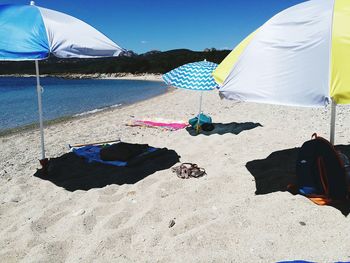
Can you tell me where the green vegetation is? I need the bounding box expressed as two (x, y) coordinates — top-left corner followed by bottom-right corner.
(0, 49), (230, 75)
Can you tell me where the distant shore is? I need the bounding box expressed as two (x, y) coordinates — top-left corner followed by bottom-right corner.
(0, 73), (163, 81)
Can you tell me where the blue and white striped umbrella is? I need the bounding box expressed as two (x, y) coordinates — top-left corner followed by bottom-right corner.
(163, 60), (218, 132)
(0, 3), (124, 60)
(162, 60), (218, 91)
(0, 2), (125, 162)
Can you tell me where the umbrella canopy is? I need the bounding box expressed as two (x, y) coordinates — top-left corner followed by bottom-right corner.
(213, 0), (350, 143)
(163, 60), (218, 91)
(0, 3), (124, 60)
(0, 3), (125, 161)
(163, 60), (218, 133)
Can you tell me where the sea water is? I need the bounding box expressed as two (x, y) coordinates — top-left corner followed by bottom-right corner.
(0, 77), (167, 132)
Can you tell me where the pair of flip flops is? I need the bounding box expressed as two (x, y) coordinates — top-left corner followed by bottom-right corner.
(171, 163), (206, 179)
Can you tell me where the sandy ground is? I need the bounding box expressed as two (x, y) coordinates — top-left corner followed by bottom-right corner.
(100, 73), (162, 81)
(1, 83), (350, 262)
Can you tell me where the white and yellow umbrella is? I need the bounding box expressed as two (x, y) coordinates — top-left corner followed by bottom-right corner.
(213, 0), (350, 144)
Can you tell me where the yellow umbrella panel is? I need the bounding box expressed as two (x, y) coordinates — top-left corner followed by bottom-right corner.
(331, 0), (350, 104)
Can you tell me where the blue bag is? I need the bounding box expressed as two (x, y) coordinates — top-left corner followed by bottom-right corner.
(188, 113), (212, 129)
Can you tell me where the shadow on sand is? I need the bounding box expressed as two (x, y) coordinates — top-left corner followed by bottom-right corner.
(246, 145), (350, 216)
(34, 148), (180, 191)
(186, 122), (262, 136)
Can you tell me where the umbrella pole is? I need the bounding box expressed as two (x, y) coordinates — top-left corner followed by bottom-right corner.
(330, 99), (336, 145)
(196, 91), (203, 133)
(35, 60), (46, 161)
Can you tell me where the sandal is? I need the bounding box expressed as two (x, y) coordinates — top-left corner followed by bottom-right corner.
(171, 163), (206, 179)
(190, 166), (206, 178)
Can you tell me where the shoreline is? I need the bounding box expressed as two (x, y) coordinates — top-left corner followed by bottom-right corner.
(0, 85), (175, 138)
(0, 72), (163, 81)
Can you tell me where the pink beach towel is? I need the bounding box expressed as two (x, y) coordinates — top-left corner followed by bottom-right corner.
(128, 120), (188, 131)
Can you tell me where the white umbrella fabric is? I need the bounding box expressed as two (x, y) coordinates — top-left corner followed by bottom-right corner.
(213, 0), (350, 144)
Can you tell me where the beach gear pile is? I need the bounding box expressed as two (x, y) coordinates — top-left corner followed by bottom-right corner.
(188, 113), (214, 132)
(293, 134), (350, 205)
(72, 142), (170, 167)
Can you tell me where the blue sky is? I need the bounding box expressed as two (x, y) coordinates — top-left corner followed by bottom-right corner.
(6, 0), (306, 54)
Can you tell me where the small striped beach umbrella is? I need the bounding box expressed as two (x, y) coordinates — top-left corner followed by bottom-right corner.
(0, 2), (125, 163)
(163, 60), (218, 130)
(213, 0), (350, 144)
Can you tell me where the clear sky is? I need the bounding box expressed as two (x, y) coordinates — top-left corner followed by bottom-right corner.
(6, 0), (307, 54)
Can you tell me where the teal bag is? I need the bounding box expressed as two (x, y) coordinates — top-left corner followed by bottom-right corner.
(189, 113), (212, 129)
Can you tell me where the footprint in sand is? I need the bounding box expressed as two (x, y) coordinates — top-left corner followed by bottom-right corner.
(31, 210), (69, 234)
(104, 211), (131, 230)
(30, 200), (75, 234)
(90, 205), (113, 217)
(136, 176), (159, 190)
(0, 249), (27, 262)
(158, 180), (184, 195)
(137, 208), (163, 227)
(97, 192), (124, 204)
(91, 227), (136, 256)
(30, 241), (69, 263)
(82, 213), (97, 234)
(170, 214), (212, 237)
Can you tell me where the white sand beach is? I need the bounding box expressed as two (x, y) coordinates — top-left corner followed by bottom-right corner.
(0, 73), (163, 82)
(101, 73), (162, 81)
(1, 82), (350, 262)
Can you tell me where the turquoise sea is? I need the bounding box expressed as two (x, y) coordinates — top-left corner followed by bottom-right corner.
(0, 77), (167, 133)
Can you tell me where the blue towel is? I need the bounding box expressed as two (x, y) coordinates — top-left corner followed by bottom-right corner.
(72, 145), (158, 167)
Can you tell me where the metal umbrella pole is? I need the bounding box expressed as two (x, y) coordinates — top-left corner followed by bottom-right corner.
(330, 99), (337, 145)
(196, 91), (203, 133)
(35, 60), (46, 161)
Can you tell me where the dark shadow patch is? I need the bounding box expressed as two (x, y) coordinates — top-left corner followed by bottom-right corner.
(186, 122), (262, 136)
(246, 148), (298, 195)
(34, 148), (180, 191)
(246, 145), (350, 216)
